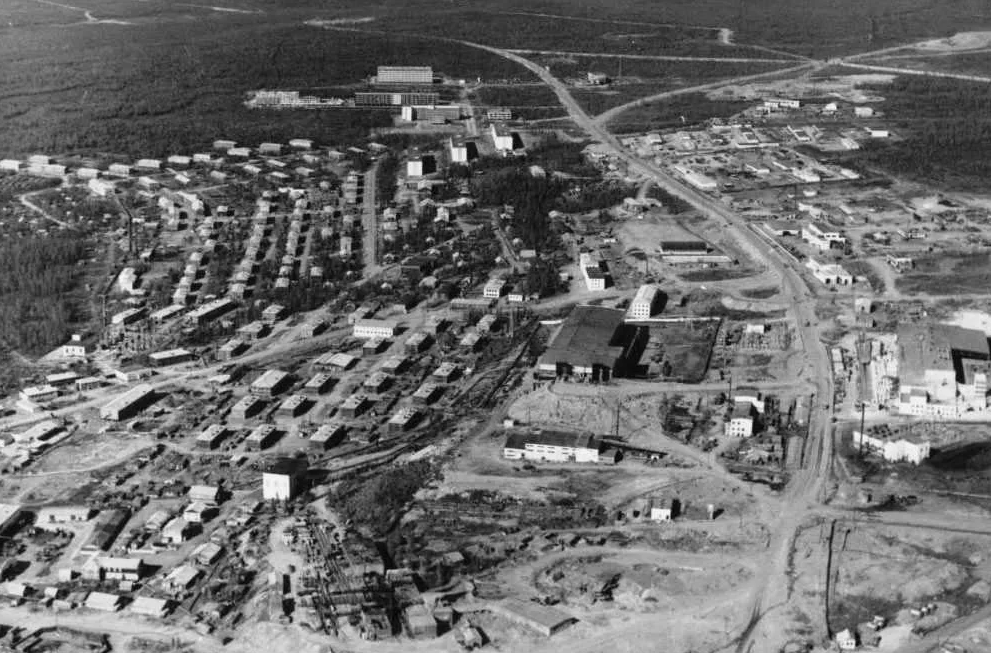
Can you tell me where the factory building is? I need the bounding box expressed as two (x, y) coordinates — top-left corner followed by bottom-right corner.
(100, 384), (156, 421)
(262, 458), (307, 500)
(503, 430), (603, 463)
(536, 306), (637, 382)
(897, 323), (991, 417)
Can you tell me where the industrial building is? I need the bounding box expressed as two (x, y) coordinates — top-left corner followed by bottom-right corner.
(536, 306), (636, 381)
(250, 370), (291, 398)
(503, 430), (604, 463)
(262, 458), (307, 500)
(627, 284), (662, 320)
(375, 65), (433, 84)
(852, 430), (931, 465)
(100, 384), (156, 421)
(897, 323), (991, 417)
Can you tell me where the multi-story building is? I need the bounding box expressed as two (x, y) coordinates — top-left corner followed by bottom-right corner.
(100, 384), (156, 421)
(726, 402), (755, 438)
(249, 369), (291, 398)
(627, 284), (660, 320)
(801, 221), (846, 251)
(353, 318), (399, 339)
(852, 430), (931, 465)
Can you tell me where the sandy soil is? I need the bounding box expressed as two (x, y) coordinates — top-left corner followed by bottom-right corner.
(715, 74), (895, 104)
(913, 31), (991, 52)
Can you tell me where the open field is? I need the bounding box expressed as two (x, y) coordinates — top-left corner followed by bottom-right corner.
(608, 94), (751, 133)
(896, 253), (991, 295)
(470, 85), (566, 120)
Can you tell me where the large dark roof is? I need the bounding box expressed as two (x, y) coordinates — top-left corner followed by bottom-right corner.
(539, 305), (626, 370)
(504, 430), (598, 451)
(660, 240), (709, 253)
(899, 323), (990, 384)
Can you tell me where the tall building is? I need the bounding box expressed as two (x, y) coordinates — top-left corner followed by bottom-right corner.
(262, 458), (307, 501)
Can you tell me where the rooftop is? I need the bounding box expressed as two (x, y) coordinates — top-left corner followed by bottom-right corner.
(504, 430), (599, 451)
(539, 305), (627, 371)
(899, 323), (990, 384)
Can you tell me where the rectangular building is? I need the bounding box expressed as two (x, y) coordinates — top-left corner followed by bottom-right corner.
(354, 318), (399, 339)
(195, 425), (228, 450)
(503, 430), (602, 463)
(100, 384), (156, 421)
(148, 348), (195, 367)
(375, 66), (433, 84)
(276, 394), (310, 418)
(303, 373), (335, 395)
(340, 393), (371, 418)
(245, 425), (279, 451)
(250, 370), (291, 398)
(230, 395), (265, 421)
(628, 284), (661, 320)
(311, 423), (346, 450)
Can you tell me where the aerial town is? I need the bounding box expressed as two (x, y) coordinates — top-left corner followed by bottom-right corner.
(6, 2), (991, 652)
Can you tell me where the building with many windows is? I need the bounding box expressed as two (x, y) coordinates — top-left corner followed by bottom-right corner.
(627, 284), (661, 320)
(503, 430), (604, 463)
(375, 66), (433, 84)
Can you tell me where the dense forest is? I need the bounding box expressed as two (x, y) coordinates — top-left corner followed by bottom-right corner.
(0, 235), (91, 355)
(858, 77), (991, 189)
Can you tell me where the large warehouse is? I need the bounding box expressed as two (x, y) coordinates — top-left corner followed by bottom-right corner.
(100, 384), (157, 421)
(897, 322), (990, 417)
(536, 306), (637, 381)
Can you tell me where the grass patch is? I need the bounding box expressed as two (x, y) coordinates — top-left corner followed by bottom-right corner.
(843, 260), (886, 293)
(608, 93), (751, 132)
(896, 253), (991, 295)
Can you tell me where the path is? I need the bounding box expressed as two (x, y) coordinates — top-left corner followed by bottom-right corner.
(506, 49), (795, 64)
(361, 162), (380, 278)
(19, 189), (73, 229)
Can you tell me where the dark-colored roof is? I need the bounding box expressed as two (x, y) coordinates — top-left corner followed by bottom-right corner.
(539, 306), (626, 370)
(266, 457), (307, 476)
(504, 430), (598, 451)
(899, 323), (990, 384)
(660, 240), (708, 253)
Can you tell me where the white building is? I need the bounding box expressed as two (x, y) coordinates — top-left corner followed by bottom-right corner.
(482, 278), (506, 299)
(262, 459), (306, 501)
(579, 253), (607, 291)
(852, 430), (931, 465)
(726, 402), (755, 438)
(801, 221), (846, 252)
(835, 629), (857, 650)
(503, 430), (602, 463)
(353, 318), (398, 339)
(490, 124), (514, 152)
(449, 138), (468, 164)
(805, 258), (853, 286)
(628, 284), (660, 319)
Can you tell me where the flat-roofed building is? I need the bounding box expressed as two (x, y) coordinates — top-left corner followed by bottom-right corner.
(195, 425), (228, 450)
(536, 306), (632, 382)
(75, 376), (102, 392)
(311, 423), (347, 449)
(186, 298), (235, 325)
(628, 284), (661, 320)
(111, 307), (146, 326)
(363, 372), (392, 394)
(412, 382), (443, 405)
(35, 504), (92, 527)
(303, 373), (335, 395)
(20, 385), (59, 403)
(483, 278), (506, 299)
(362, 336), (390, 355)
(261, 304), (287, 325)
(432, 362), (459, 382)
(100, 384), (156, 421)
(237, 321), (270, 341)
(503, 430), (603, 463)
(250, 369), (291, 398)
(262, 458), (307, 500)
(852, 430), (931, 465)
(149, 348), (195, 367)
(340, 393), (371, 418)
(727, 402), (755, 438)
(276, 394), (311, 418)
(218, 338), (248, 361)
(380, 356), (410, 374)
(354, 318), (399, 339)
(388, 407), (420, 433)
(230, 395), (265, 421)
(245, 425), (279, 451)
(375, 65), (433, 85)
(45, 372), (79, 387)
